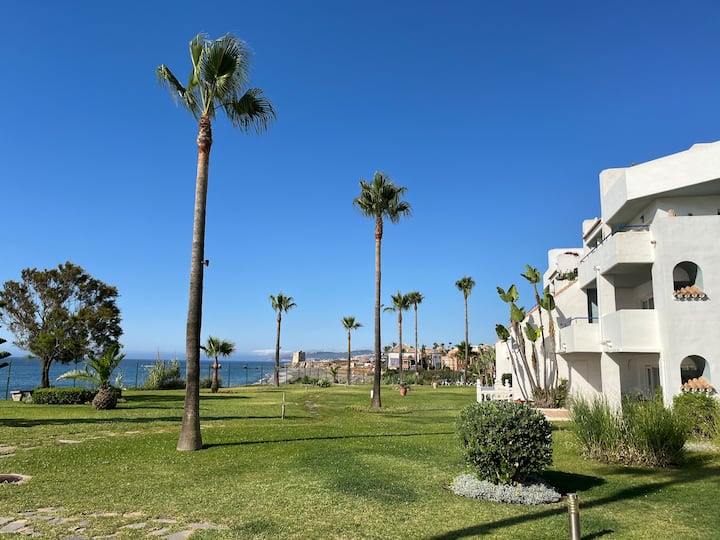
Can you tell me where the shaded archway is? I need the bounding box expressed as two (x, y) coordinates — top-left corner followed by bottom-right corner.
(680, 355), (708, 384)
(673, 261), (702, 290)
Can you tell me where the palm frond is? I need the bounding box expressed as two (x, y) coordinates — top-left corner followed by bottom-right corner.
(156, 64), (201, 120)
(224, 89), (277, 133)
(56, 368), (98, 385)
(353, 172), (411, 221)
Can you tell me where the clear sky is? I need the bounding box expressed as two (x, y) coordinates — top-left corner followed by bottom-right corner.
(3, 1), (720, 358)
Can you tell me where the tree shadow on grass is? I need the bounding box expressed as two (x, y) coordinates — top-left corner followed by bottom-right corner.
(203, 430), (455, 449)
(543, 470), (605, 495)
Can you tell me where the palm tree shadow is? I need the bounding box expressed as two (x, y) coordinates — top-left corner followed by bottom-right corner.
(543, 470), (605, 494)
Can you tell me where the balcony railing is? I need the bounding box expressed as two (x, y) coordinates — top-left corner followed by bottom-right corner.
(578, 226), (653, 287)
(559, 318), (601, 353)
(601, 309), (659, 352)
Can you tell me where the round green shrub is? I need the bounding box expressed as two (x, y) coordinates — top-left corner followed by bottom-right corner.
(456, 401), (552, 485)
(673, 392), (718, 439)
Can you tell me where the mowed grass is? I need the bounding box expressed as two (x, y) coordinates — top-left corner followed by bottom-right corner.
(1, 385), (719, 539)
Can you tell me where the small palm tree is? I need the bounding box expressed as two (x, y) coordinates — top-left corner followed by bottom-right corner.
(158, 33), (276, 451)
(341, 316), (362, 385)
(270, 293), (296, 387)
(201, 336), (236, 393)
(57, 346), (125, 410)
(353, 172), (411, 407)
(406, 291), (424, 372)
(384, 291), (412, 385)
(455, 276), (475, 382)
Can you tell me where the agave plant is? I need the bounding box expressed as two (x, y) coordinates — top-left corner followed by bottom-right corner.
(57, 346), (125, 409)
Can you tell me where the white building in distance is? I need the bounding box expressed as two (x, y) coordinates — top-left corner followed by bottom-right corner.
(497, 141), (720, 407)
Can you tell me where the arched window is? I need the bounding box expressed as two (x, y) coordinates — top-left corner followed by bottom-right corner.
(673, 261), (701, 290)
(673, 261), (707, 299)
(680, 355), (707, 384)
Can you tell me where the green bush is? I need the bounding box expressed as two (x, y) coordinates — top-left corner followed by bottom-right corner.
(292, 376), (331, 387)
(673, 392), (719, 439)
(571, 394), (687, 467)
(200, 376), (223, 389)
(623, 396), (686, 466)
(143, 359), (185, 390)
(569, 395), (623, 461)
(32, 387), (95, 405)
(456, 401), (552, 485)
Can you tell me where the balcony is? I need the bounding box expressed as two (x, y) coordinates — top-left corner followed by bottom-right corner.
(601, 309), (660, 352)
(577, 228), (654, 287)
(559, 318), (602, 353)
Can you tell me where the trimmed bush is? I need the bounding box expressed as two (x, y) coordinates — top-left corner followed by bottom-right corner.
(32, 387), (95, 405)
(456, 401), (553, 485)
(673, 392), (718, 439)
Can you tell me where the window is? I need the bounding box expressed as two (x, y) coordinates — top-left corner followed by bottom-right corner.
(586, 288), (598, 323)
(680, 355), (706, 384)
(641, 297), (654, 310)
(673, 261), (702, 291)
(646, 366), (660, 393)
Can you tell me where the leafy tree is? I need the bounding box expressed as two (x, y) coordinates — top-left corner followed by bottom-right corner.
(341, 316), (362, 385)
(57, 345), (125, 409)
(406, 291), (424, 372)
(455, 341), (477, 380)
(0, 262), (122, 388)
(384, 291), (412, 385)
(455, 276), (475, 382)
(0, 322), (10, 363)
(201, 336), (236, 393)
(157, 33), (275, 451)
(353, 172), (411, 407)
(269, 293), (296, 387)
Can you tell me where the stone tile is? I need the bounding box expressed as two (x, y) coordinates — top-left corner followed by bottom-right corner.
(0, 519), (29, 532)
(162, 531), (193, 540)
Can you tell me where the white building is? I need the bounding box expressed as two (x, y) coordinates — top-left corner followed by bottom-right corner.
(497, 142), (720, 407)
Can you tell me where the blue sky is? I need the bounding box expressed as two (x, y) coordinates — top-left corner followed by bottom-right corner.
(3, 1), (720, 358)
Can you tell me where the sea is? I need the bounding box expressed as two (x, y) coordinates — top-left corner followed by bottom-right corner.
(0, 355), (279, 400)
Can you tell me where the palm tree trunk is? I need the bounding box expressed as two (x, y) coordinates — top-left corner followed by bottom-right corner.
(372, 217), (383, 408)
(178, 114), (212, 451)
(414, 305), (419, 373)
(274, 312), (282, 387)
(346, 330), (352, 385)
(211, 355), (219, 393)
(398, 312), (404, 385)
(463, 296), (469, 382)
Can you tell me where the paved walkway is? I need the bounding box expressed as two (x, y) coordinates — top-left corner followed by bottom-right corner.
(0, 507), (226, 538)
(538, 407), (571, 421)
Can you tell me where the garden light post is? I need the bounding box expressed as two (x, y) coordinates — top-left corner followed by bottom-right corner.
(567, 492), (580, 540)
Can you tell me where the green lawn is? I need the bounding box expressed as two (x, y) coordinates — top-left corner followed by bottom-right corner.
(1, 385), (718, 539)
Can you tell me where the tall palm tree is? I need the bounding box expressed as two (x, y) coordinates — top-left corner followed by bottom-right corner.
(341, 316), (362, 385)
(201, 336), (236, 393)
(269, 293), (296, 387)
(455, 275), (475, 382)
(384, 291), (412, 385)
(353, 172), (411, 408)
(406, 291), (424, 372)
(157, 33), (275, 451)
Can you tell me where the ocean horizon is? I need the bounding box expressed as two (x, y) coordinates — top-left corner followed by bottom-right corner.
(0, 356), (284, 399)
